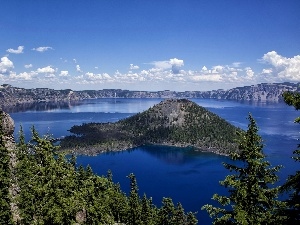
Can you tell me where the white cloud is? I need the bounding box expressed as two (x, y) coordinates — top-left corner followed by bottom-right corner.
(232, 62), (242, 67)
(12, 72), (33, 80)
(261, 51), (300, 81)
(37, 66), (55, 74)
(32, 46), (53, 52)
(73, 59), (77, 63)
(201, 66), (208, 72)
(83, 72), (113, 82)
(211, 65), (224, 73)
(9, 71), (38, 81)
(262, 51), (286, 67)
(6, 46), (24, 54)
(150, 58), (184, 74)
(59, 71), (69, 76)
(188, 74), (223, 82)
(76, 65), (82, 72)
(130, 64), (139, 70)
(170, 58), (184, 74)
(102, 73), (112, 80)
(262, 68), (273, 74)
(85, 72), (101, 81)
(45, 73), (56, 78)
(245, 67), (254, 78)
(24, 64), (33, 69)
(5, 51), (300, 91)
(151, 58), (184, 69)
(152, 60), (170, 69)
(170, 58), (184, 67)
(0, 57), (14, 74)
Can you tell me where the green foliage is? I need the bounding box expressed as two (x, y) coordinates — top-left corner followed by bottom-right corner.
(13, 127), (196, 224)
(202, 114), (285, 225)
(61, 99), (241, 155)
(0, 113), (13, 224)
(127, 173), (142, 225)
(280, 91), (300, 224)
(16, 128), (79, 224)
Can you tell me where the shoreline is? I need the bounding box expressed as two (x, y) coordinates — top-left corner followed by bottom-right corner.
(62, 141), (231, 157)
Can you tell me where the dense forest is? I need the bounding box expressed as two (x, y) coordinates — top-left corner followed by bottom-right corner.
(0, 116), (198, 225)
(1, 94), (300, 224)
(61, 99), (242, 155)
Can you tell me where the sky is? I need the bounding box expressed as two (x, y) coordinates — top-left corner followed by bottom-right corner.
(1, 0), (300, 91)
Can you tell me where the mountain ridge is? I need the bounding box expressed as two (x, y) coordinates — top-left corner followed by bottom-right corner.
(0, 82), (298, 110)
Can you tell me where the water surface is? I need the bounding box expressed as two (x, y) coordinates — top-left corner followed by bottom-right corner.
(9, 98), (300, 224)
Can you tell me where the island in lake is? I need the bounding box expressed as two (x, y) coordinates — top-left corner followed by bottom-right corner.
(61, 99), (242, 155)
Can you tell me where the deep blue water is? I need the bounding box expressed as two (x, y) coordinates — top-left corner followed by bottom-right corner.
(9, 98), (300, 224)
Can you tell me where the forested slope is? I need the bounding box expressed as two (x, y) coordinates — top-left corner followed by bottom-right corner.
(0, 110), (198, 225)
(61, 99), (242, 155)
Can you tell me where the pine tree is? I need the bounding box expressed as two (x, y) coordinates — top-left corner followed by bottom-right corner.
(127, 173), (142, 225)
(280, 91), (300, 224)
(173, 202), (186, 224)
(141, 194), (158, 225)
(0, 113), (13, 225)
(17, 127), (79, 224)
(186, 212), (198, 225)
(158, 197), (176, 225)
(202, 114), (285, 225)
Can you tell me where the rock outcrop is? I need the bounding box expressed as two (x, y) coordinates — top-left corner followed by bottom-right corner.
(1, 111), (14, 136)
(0, 110), (20, 222)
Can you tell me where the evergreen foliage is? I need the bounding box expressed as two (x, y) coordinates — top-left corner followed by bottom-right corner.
(9, 126), (197, 224)
(280, 91), (300, 224)
(202, 114), (285, 225)
(61, 99), (241, 155)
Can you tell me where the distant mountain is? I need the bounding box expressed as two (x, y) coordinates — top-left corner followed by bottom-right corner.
(0, 82), (299, 110)
(61, 99), (242, 155)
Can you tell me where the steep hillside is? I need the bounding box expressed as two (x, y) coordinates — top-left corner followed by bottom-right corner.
(61, 99), (242, 155)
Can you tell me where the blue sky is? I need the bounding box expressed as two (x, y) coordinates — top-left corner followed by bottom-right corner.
(1, 0), (300, 91)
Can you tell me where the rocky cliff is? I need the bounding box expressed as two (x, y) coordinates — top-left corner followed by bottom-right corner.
(0, 111), (20, 222)
(0, 82), (298, 109)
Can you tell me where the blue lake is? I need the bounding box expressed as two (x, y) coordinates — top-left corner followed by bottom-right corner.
(9, 98), (300, 224)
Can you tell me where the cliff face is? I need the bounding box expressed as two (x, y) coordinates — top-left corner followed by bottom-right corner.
(0, 111), (20, 222)
(202, 83), (298, 101)
(0, 82), (298, 109)
(0, 84), (81, 108)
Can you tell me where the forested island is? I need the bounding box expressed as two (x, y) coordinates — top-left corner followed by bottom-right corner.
(1, 88), (300, 224)
(61, 99), (242, 156)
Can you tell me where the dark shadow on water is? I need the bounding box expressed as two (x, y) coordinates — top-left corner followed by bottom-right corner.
(2, 101), (83, 113)
(138, 144), (218, 165)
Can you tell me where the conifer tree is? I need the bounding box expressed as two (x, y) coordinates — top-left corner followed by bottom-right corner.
(127, 173), (142, 225)
(12, 124), (196, 224)
(186, 212), (198, 225)
(158, 197), (176, 225)
(202, 114), (285, 224)
(141, 194), (157, 225)
(17, 128), (79, 224)
(173, 202), (186, 224)
(280, 91), (300, 224)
